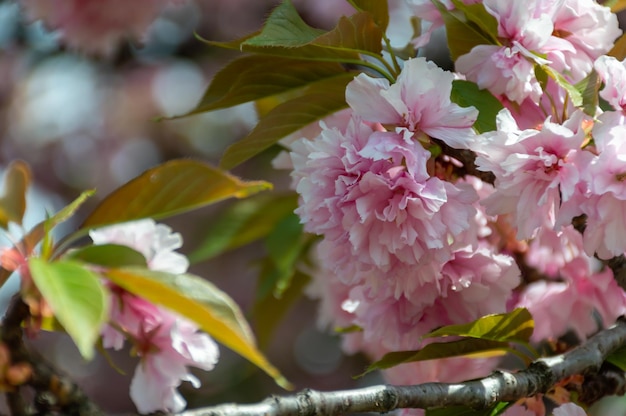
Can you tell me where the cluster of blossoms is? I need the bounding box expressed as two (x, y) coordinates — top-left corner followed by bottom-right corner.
(90, 219), (219, 414)
(287, 0), (626, 414)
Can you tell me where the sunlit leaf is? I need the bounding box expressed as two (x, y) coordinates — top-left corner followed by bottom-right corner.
(347, 0), (389, 30)
(29, 259), (109, 360)
(189, 193), (298, 263)
(65, 244), (147, 268)
(81, 160), (271, 228)
(104, 267), (291, 389)
(311, 13), (383, 55)
(361, 339), (509, 375)
(253, 270), (310, 348)
(450, 0), (499, 45)
(187, 57), (349, 115)
(575, 70), (601, 117)
(538, 64), (583, 107)
(450, 80), (503, 133)
(433, 0), (494, 61)
(610, 0), (626, 13)
(608, 33), (626, 60)
(220, 74), (353, 169)
(424, 308), (534, 344)
(0, 160), (31, 229)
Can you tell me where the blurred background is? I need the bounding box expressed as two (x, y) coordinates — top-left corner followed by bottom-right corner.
(0, 1), (625, 415)
(0, 0), (381, 414)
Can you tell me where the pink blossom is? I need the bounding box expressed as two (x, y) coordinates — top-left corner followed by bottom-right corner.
(549, 0), (620, 82)
(525, 223), (585, 278)
(345, 58), (478, 149)
(405, 0), (480, 48)
(553, 403), (587, 416)
(291, 117), (478, 301)
(472, 109), (591, 239)
(581, 121), (626, 258)
(517, 265), (626, 342)
(91, 220), (219, 413)
(89, 218), (189, 274)
(594, 55), (626, 113)
(130, 314), (219, 414)
(20, 0), (174, 55)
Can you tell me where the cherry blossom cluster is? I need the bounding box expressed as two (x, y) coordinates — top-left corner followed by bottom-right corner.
(288, 0), (626, 414)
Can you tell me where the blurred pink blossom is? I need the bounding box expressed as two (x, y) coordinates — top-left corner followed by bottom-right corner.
(20, 0), (175, 55)
(552, 403), (587, 416)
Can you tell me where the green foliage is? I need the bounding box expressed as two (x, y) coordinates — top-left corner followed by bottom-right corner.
(424, 308), (534, 343)
(450, 80), (504, 133)
(220, 74), (353, 169)
(28, 259), (109, 360)
(361, 309), (534, 375)
(81, 160), (271, 228)
(347, 0), (389, 30)
(189, 57), (349, 115)
(575, 70), (602, 117)
(432, 0), (496, 61)
(0, 160), (31, 229)
(65, 244), (147, 268)
(189, 193), (298, 263)
(609, 33), (626, 60)
(361, 338), (510, 376)
(537, 64), (583, 107)
(253, 270), (311, 348)
(606, 346), (626, 371)
(104, 267), (291, 389)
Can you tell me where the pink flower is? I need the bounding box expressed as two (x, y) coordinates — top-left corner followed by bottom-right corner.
(549, 0), (620, 82)
(517, 265), (626, 342)
(472, 109), (592, 239)
(130, 314), (219, 414)
(581, 121), (626, 258)
(89, 218), (189, 274)
(345, 58), (478, 149)
(553, 403), (587, 416)
(20, 0), (174, 55)
(594, 55), (626, 113)
(455, 0), (558, 103)
(291, 117), (478, 301)
(91, 220), (219, 414)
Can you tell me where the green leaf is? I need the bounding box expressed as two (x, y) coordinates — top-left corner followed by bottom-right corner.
(609, 33), (626, 60)
(606, 346), (626, 371)
(81, 159), (271, 229)
(538, 64), (583, 107)
(264, 213), (305, 298)
(451, 80), (503, 133)
(242, 0), (326, 47)
(575, 70), (601, 117)
(204, 2), (382, 63)
(361, 338), (509, 375)
(424, 308), (534, 344)
(610, 0), (626, 13)
(433, 0), (495, 61)
(220, 73), (353, 169)
(104, 267), (291, 389)
(65, 244), (147, 268)
(187, 56), (349, 115)
(28, 258), (109, 360)
(189, 193), (298, 263)
(253, 270), (310, 348)
(0, 160), (31, 228)
(450, 0), (499, 45)
(347, 0), (389, 30)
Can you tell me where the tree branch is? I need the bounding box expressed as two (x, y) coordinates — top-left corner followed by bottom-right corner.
(180, 319), (626, 416)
